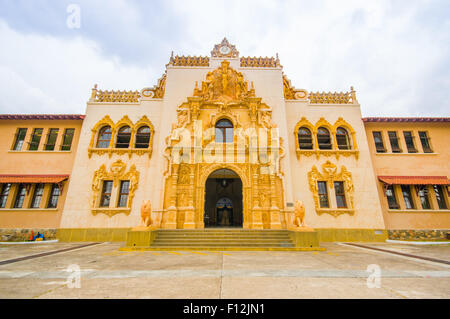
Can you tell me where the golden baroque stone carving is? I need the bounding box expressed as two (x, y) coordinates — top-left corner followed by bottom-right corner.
(159, 61), (286, 229)
(92, 208), (131, 217)
(240, 55), (280, 68)
(141, 72), (166, 99)
(307, 161), (354, 217)
(88, 115), (154, 158)
(193, 60), (255, 102)
(90, 73), (166, 102)
(293, 200), (306, 227)
(90, 84), (140, 103)
(211, 38), (239, 58)
(294, 117), (359, 160)
(283, 75), (358, 104)
(283, 75), (308, 100)
(91, 160), (140, 217)
(168, 53), (209, 67)
(131, 200), (154, 230)
(308, 87), (358, 104)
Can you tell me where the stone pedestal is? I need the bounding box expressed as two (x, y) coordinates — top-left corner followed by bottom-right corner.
(164, 207), (177, 229)
(269, 208), (282, 229)
(126, 230), (157, 247)
(289, 228), (320, 248)
(183, 208), (196, 229)
(251, 209), (264, 229)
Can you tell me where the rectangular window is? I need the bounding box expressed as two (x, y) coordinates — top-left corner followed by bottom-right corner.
(417, 185), (431, 209)
(403, 131), (417, 153)
(372, 131), (386, 153)
(317, 181), (329, 208)
(0, 183), (11, 208)
(388, 131), (402, 153)
(433, 185), (448, 209)
(30, 183), (44, 208)
(334, 181), (347, 208)
(401, 185), (415, 209)
(117, 180), (130, 208)
(418, 131), (433, 153)
(60, 128), (75, 151)
(385, 185), (399, 209)
(28, 128), (43, 151)
(45, 128), (59, 151)
(100, 180), (113, 207)
(47, 184), (61, 208)
(14, 184), (27, 208)
(13, 128), (27, 151)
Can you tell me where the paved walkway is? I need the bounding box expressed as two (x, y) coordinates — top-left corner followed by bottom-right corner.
(0, 242), (449, 298)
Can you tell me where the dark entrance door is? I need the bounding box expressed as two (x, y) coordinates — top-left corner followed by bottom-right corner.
(204, 169), (243, 228)
(216, 197), (233, 227)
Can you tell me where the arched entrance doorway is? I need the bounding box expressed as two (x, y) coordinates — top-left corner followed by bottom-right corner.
(204, 169), (243, 227)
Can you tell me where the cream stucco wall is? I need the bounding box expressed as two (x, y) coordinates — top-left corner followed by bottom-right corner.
(59, 56), (387, 230)
(364, 121), (450, 229)
(0, 119), (83, 228)
(285, 102), (386, 229)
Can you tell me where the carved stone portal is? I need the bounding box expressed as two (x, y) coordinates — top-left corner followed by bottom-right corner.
(161, 61), (286, 229)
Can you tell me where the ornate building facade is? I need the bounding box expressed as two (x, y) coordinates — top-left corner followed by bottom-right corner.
(0, 39), (448, 242)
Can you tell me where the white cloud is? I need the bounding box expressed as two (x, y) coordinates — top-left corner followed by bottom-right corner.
(166, 0), (449, 116)
(0, 19), (156, 114)
(0, 0), (448, 116)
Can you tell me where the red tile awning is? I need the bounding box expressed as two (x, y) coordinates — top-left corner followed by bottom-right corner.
(379, 176), (449, 185)
(0, 174), (69, 184)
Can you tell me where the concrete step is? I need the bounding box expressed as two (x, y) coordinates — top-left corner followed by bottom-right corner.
(150, 229), (298, 250)
(153, 241), (294, 245)
(151, 243), (295, 247)
(156, 231), (290, 235)
(156, 234), (291, 239)
(121, 246), (324, 251)
(124, 229), (324, 251)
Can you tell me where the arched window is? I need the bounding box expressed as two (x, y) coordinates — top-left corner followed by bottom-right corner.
(135, 126), (151, 148)
(336, 127), (351, 150)
(215, 119), (233, 143)
(116, 126), (131, 148)
(96, 126), (112, 148)
(298, 127), (313, 149)
(317, 127), (332, 149)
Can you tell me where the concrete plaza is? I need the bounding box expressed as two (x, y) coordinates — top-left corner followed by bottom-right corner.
(0, 241), (449, 299)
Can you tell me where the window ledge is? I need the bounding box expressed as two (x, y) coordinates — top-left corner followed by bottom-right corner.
(316, 208), (354, 217)
(8, 150), (72, 153)
(388, 209), (450, 213)
(88, 147), (152, 158)
(0, 208), (59, 212)
(296, 149), (359, 160)
(91, 208), (131, 217)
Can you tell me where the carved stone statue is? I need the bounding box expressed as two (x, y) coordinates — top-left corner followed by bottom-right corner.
(131, 200), (153, 231)
(140, 200), (152, 227)
(293, 200), (306, 228)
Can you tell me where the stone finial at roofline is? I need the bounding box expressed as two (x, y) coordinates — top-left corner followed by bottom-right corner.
(211, 37), (239, 58)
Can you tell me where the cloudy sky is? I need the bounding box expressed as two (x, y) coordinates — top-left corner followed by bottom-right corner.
(0, 0), (448, 116)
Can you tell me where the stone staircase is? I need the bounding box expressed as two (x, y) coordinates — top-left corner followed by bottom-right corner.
(146, 229), (300, 251)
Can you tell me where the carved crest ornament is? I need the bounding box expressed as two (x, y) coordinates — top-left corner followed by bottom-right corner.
(308, 161), (355, 217)
(91, 160), (140, 217)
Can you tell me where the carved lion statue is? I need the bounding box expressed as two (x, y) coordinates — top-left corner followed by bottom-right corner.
(293, 200), (306, 228)
(140, 200), (152, 227)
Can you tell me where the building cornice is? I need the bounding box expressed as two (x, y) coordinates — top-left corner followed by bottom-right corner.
(0, 114), (85, 120)
(362, 117), (450, 123)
